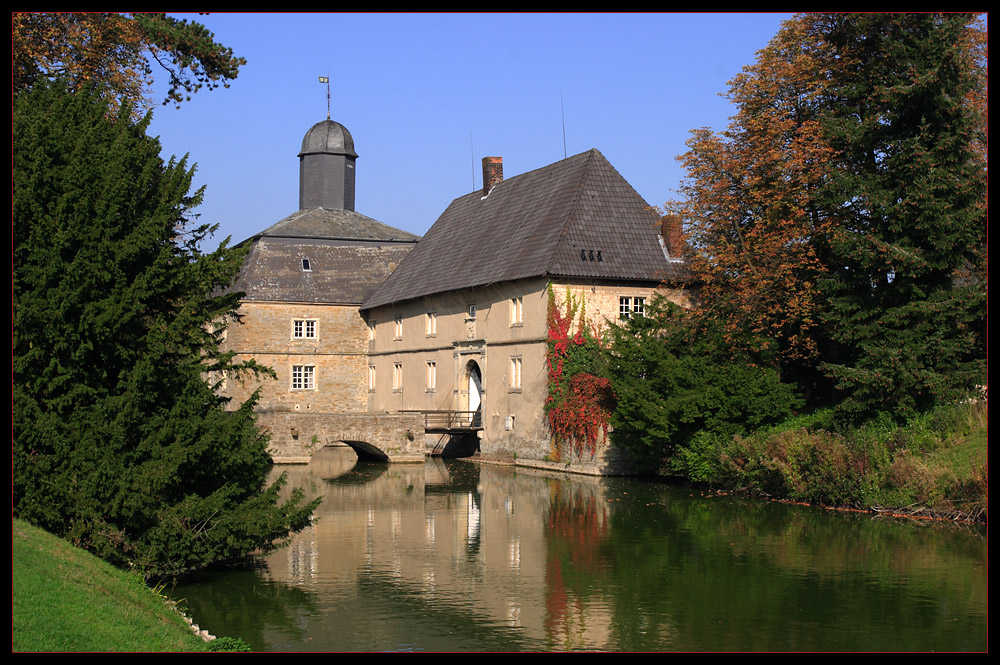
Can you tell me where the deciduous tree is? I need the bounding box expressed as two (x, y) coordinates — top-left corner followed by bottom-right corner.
(675, 17), (835, 367)
(13, 80), (315, 576)
(676, 13), (986, 417)
(12, 12), (245, 116)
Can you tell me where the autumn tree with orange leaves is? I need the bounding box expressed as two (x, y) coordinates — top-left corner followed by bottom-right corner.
(674, 13), (986, 418)
(674, 17), (835, 367)
(12, 13), (245, 116)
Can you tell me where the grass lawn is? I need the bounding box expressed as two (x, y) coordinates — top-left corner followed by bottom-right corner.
(13, 519), (211, 652)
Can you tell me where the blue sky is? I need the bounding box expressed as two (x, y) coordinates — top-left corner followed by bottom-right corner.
(146, 13), (792, 245)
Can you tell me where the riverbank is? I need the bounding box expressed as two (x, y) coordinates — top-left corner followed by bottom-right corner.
(13, 519), (245, 652)
(663, 400), (988, 524)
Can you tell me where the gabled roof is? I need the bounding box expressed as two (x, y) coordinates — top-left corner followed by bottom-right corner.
(252, 207), (418, 243)
(362, 149), (687, 310)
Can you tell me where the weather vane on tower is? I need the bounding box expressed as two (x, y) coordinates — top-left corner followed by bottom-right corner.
(318, 74), (330, 120)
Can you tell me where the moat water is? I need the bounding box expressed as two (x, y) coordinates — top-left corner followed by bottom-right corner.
(176, 447), (987, 652)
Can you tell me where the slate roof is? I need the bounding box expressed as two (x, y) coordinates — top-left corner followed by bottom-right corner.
(230, 208), (418, 304)
(299, 119), (358, 158)
(254, 207), (418, 243)
(231, 237), (415, 304)
(362, 149), (688, 310)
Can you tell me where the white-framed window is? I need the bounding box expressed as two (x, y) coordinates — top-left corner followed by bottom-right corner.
(292, 319), (317, 339)
(467, 303), (477, 320)
(394, 316), (403, 339)
(368, 319), (376, 341)
(425, 312), (437, 336)
(426, 361), (436, 391)
(368, 364), (376, 392)
(393, 362), (403, 391)
(510, 297), (523, 326)
(301, 258), (311, 271)
(505, 415), (516, 431)
(510, 356), (522, 390)
(291, 365), (315, 390)
(620, 296), (646, 319)
(619, 296), (632, 319)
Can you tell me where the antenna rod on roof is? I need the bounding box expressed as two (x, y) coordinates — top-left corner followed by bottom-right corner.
(318, 74), (331, 120)
(561, 91), (567, 159)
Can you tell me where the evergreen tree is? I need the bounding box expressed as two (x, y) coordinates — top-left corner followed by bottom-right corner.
(813, 13), (987, 418)
(13, 80), (317, 576)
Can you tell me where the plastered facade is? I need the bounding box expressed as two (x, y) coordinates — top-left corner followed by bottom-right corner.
(366, 277), (691, 473)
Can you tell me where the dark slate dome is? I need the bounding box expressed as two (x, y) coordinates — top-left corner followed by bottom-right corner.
(299, 120), (358, 158)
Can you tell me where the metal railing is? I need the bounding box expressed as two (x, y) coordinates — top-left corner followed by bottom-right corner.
(400, 410), (483, 431)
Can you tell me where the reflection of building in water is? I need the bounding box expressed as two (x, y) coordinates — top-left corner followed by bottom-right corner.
(264, 450), (617, 649)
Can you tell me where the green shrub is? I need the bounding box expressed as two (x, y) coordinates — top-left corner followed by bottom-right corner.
(606, 298), (802, 469)
(208, 637), (254, 652)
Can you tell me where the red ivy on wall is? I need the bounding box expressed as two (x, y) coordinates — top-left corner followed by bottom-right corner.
(545, 285), (615, 461)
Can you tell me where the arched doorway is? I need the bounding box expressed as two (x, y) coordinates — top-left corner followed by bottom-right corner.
(464, 360), (483, 428)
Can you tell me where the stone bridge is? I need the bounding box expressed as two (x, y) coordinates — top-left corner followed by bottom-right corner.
(256, 411), (425, 463)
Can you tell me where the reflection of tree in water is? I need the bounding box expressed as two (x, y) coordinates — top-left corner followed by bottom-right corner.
(439, 458), (482, 492)
(175, 566), (317, 651)
(543, 480), (611, 650)
(599, 482), (988, 651)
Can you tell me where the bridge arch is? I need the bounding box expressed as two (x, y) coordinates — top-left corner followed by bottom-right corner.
(339, 439), (389, 462)
(258, 411), (424, 463)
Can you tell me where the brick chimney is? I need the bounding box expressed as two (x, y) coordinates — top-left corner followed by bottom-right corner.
(482, 156), (503, 196)
(661, 214), (684, 259)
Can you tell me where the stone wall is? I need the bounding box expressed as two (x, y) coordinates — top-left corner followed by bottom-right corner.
(258, 410), (424, 463)
(219, 300), (368, 413)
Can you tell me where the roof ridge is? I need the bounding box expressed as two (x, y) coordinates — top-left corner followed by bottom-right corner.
(361, 147), (688, 311)
(245, 207), (418, 244)
(545, 149), (598, 273)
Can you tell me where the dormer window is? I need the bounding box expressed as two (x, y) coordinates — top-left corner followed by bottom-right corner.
(301, 258), (311, 271)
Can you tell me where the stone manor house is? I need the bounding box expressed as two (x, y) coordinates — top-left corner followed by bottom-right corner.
(219, 117), (690, 474)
